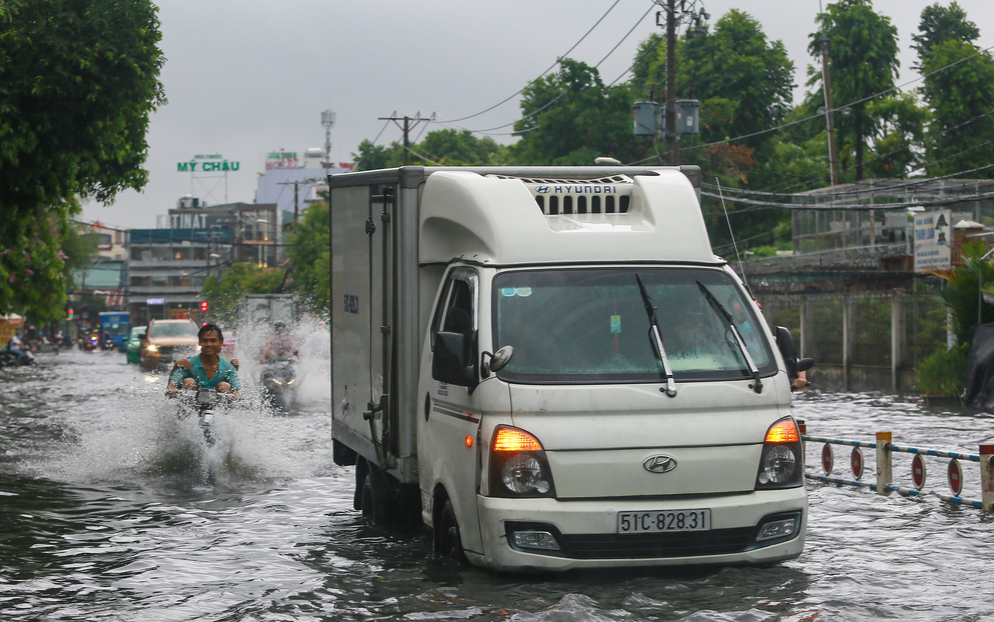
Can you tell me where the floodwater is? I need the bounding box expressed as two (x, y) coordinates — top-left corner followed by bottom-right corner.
(3, 344), (994, 621)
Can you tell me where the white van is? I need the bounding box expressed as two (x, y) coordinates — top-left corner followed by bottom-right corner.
(330, 166), (809, 571)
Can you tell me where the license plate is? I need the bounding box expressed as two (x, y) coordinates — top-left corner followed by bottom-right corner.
(617, 509), (711, 533)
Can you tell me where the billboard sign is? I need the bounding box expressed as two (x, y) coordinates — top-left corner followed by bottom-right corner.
(914, 210), (951, 273)
(177, 154), (240, 172)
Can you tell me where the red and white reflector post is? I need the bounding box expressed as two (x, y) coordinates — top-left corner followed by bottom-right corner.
(876, 432), (893, 495)
(851, 447), (864, 481)
(980, 444), (994, 512)
(821, 443), (834, 476)
(911, 454), (927, 490)
(948, 458), (964, 497)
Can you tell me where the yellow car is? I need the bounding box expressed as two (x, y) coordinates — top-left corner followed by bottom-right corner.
(140, 319), (200, 369)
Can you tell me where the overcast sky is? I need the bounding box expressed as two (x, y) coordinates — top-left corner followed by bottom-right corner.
(80, 0), (994, 230)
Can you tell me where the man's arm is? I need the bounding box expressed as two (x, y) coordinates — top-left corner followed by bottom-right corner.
(167, 363), (191, 395)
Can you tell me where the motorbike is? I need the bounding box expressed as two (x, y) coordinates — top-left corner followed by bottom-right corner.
(0, 344), (35, 367)
(82, 332), (99, 352)
(176, 387), (227, 447)
(260, 357), (296, 411)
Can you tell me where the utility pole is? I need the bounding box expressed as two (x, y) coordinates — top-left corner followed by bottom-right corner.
(278, 178), (325, 224)
(665, 0), (678, 165)
(818, 33), (839, 186)
(378, 113), (433, 165)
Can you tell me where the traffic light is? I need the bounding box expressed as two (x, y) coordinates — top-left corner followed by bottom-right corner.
(200, 301), (209, 313)
(66, 308), (74, 321)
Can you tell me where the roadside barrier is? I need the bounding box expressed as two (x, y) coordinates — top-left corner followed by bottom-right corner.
(797, 420), (994, 511)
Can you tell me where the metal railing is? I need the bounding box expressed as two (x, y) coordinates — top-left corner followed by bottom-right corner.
(798, 421), (994, 511)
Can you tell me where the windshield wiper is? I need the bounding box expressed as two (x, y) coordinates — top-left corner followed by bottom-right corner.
(696, 281), (763, 394)
(635, 273), (677, 397)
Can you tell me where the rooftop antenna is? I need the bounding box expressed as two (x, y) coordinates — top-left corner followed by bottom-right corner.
(321, 109), (336, 166)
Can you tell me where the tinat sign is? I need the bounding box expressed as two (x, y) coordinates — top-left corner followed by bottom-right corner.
(177, 154), (240, 172)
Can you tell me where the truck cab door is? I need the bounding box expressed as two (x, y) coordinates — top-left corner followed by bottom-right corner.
(417, 267), (484, 554)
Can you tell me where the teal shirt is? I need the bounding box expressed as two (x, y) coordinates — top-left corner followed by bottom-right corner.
(169, 354), (241, 391)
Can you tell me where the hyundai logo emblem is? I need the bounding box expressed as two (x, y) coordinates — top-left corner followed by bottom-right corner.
(536, 186), (550, 194)
(643, 455), (677, 473)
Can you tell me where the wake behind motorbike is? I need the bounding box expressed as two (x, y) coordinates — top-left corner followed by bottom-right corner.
(260, 357), (296, 412)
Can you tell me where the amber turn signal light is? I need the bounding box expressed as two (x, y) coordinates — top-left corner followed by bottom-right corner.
(765, 419), (800, 444)
(493, 427), (543, 452)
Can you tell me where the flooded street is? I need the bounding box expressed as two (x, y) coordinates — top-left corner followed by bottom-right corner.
(3, 350), (994, 621)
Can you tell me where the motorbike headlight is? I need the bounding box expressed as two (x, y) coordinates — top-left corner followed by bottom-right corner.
(488, 426), (556, 498)
(755, 418), (803, 490)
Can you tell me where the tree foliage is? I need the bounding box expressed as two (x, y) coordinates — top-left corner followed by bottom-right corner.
(352, 130), (507, 171)
(914, 3), (994, 177)
(285, 200), (330, 318)
(807, 0), (900, 181)
(201, 264), (285, 325)
(0, 0), (165, 321)
(510, 58), (640, 165)
(633, 10), (794, 159)
(911, 1), (980, 67)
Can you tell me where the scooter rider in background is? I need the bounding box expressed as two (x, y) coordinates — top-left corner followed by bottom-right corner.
(261, 321), (297, 362)
(7, 331), (29, 365)
(167, 324), (241, 397)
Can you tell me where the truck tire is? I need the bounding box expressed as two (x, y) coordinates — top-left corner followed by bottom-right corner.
(435, 499), (468, 563)
(360, 462), (394, 525)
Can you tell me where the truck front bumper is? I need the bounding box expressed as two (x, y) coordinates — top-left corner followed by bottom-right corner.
(470, 488), (806, 572)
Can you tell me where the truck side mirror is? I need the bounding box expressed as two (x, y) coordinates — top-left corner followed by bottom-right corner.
(775, 326), (799, 381)
(481, 345), (514, 378)
(432, 331), (477, 387)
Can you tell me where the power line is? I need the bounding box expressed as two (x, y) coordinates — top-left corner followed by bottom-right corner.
(436, 2), (658, 136)
(435, 0), (623, 125)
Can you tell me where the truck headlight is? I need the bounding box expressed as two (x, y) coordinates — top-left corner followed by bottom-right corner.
(146, 344), (158, 353)
(755, 417), (803, 489)
(489, 426), (556, 498)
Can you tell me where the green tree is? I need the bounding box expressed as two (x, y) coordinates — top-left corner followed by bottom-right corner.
(911, 1), (980, 66)
(807, 0), (900, 181)
(913, 3), (994, 177)
(630, 11), (796, 248)
(352, 139), (403, 171)
(635, 12), (794, 154)
(410, 130), (506, 165)
(286, 201), (330, 318)
(201, 264), (285, 325)
(510, 58), (641, 165)
(0, 0), (165, 322)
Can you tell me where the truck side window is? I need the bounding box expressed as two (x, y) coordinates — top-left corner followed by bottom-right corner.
(430, 270), (478, 386)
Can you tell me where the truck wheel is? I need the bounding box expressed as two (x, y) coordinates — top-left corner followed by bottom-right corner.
(360, 463), (392, 525)
(436, 499), (467, 563)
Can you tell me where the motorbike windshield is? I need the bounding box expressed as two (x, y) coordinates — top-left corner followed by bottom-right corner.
(492, 267), (775, 384)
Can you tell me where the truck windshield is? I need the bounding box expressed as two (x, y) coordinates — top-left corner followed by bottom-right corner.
(492, 267), (775, 384)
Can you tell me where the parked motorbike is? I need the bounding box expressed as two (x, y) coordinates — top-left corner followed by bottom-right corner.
(260, 357), (296, 412)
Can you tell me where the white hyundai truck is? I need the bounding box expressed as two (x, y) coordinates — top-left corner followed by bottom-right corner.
(329, 165), (811, 572)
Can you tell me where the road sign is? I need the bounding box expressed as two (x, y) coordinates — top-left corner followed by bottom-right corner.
(948, 459), (964, 496)
(821, 443), (834, 475)
(851, 447), (864, 480)
(913, 210), (951, 273)
(912, 454), (927, 490)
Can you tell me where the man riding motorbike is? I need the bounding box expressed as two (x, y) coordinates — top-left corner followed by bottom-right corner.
(167, 324), (241, 397)
(260, 321), (297, 362)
